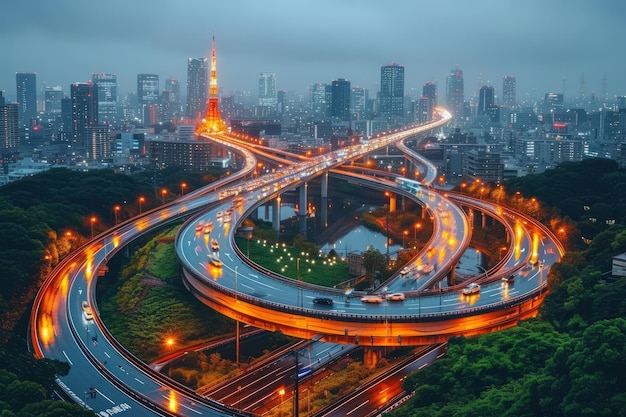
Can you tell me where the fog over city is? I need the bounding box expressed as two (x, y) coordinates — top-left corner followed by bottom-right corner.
(1, 0), (624, 101)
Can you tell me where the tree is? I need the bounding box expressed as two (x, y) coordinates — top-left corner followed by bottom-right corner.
(361, 248), (387, 283)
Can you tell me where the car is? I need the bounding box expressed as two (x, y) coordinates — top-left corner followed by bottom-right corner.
(462, 283), (481, 295)
(361, 295), (383, 303)
(386, 292), (405, 301)
(207, 254), (223, 267)
(399, 267), (409, 277)
(203, 221), (213, 234)
(502, 274), (516, 283)
(82, 301), (94, 320)
(211, 238), (220, 252)
(312, 297), (333, 306)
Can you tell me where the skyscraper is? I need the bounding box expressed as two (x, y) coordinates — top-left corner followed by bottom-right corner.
(422, 81), (437, 121)
(163, 77), (182, 121)
(43, 86), (64, 119)
(70, 82), (98, 150)
(446, 68), (464, 118)
(92, 73), (118, 125)
(502, 75), (516, 108)
(379, 63), (405, 116)
(186, 58), (208, 119)
(478, 85), (495, 116)
(137, 74), (159, 125)
(351, 86), (368, 118)
(258, 73), (277, 108)
(0, 102), (19, 148)
(16, 72), (37, 125)
(331, 78), (351, 121)
(310, 83), (330, 117)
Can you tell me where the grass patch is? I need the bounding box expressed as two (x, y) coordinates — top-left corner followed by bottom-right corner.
(99, 226), (234, 363)
(235, 236), (351, 287)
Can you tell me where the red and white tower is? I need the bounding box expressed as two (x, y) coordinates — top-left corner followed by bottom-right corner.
(200, 36), (227, 133)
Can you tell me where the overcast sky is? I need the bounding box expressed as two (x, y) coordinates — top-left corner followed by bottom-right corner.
(2, 0), (624, 103)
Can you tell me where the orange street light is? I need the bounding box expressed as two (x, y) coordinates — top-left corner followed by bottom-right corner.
(90, 216), (97, 237)
(180, 182), (187, 196)
(403, 230), (408, 248)
(414, 222), (422, 240)
(138, 196), (145, 214)
(166, 337), (174, 352)
(114, 205), (121, 224)
(161, 188), (168, 204)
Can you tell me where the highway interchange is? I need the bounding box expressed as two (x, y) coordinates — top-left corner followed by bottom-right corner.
(29, 108), (564, 416)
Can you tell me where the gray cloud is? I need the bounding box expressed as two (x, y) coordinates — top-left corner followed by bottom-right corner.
(1, 0), (624, 102)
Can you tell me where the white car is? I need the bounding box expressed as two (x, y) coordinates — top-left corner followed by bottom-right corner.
(82, 301), (94, 320)
(462, 283), (481, 295)
(386, 292), (405, 301)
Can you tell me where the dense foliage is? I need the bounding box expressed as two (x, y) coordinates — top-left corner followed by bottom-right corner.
(0, 166), (221, 414)
(389, 158), (626, 417)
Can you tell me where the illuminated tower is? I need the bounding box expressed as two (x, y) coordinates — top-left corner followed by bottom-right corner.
(201, 36), (226, 133)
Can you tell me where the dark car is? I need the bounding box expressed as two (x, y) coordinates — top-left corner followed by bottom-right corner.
(313, 297), (333, 306)
(502, 274), (516, 283)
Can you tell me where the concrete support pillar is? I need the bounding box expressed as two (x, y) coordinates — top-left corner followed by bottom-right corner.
(264, 204), (270, 221)
(299, 183), (308, 216)
(272, 196), (281, 233)
(401, 195), (407, 212)
(321, 171), (328, 199)
(388, 194), (396, 213)
(363, 346), (384, 367)
(321, 197), (328, 228)
(481, 211), (487, 229)
(421, 205), (426, 218)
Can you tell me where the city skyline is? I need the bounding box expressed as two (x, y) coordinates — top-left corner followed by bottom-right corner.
(1, 1), (625, 103)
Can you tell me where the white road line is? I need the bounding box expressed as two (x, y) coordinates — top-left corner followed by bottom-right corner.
(62, 351), (73, 366)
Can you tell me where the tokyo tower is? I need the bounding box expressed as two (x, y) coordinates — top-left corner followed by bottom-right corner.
(200, 36), (227, 133)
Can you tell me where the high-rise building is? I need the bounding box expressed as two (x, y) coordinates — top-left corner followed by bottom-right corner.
(0, 103), (19, 148)
(478, 85), (495, 116)
(43, 86), (64, 119)
(416, 96), (430, 123)
(502, 75), (516, 108)
(186, 58), (208, 119)
(351, 86), (368, 118)
(0, 90), (5, 105)
(310, 83), (330, 117)
(331, 78), (351, 121)
(446, 68), (464, 118)
(70, 82), (98, 150)
(92, 73), (118, 125)
(162, 78), (182, 121)
(422, 82), (437, 121)
(137, 74), (159, 125)
(379, 63), (405, 116)
(16, 72), (37, 125)
(258, 73), (277, 108)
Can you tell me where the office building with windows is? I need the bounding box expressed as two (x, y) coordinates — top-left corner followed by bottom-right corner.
(186, 58), (208, 119)
(16, 72), (37, 125)
(379, 63), (404, 116)
(92, 73), (118, 126)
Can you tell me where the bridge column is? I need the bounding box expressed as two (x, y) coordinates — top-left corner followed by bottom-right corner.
(264, 204), (270, 220)
(321, 197), (328, 228)
(401, 195), (407, 212)
(299, 183), (308, 238)
(272, 196), (281, 234)
(386, 192), (396, 213)
(321, 171), (328, 199)
(363, 346), (384, 367)
(481, 211), (487, 229)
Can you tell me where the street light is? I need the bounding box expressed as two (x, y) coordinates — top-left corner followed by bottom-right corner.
(90, 216), (97, 237)
(180, 182), (187, 196)
(138, 196), (145, 214)
(403, 230), (408, 248)
(161, 188), (168, 204)
(114, 205), (120, 225)
(414, 222), (422, 240)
